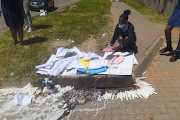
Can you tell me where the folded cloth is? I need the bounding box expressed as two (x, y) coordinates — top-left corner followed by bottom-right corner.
(109, 55), (124, 64)
(101, 45), (114, 52)
(77, 67), (107, 75)
(89, 66), (107, 75)
(48, 60), (70, 77)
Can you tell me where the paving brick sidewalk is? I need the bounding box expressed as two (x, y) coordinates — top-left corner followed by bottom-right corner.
(62, 1), (180, 120)
(62, 42), (180, 120)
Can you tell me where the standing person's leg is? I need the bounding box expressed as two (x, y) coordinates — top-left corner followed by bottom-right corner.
(159, 25), (174, 53)
(26, 0), (32, 32)
(16, 27), (24, 47)
(23, 13), (29, 30)
(170, 34), (180, 62)
(27, 11), (32, 32)
(23, 0), (29, 30)
(10, 28), (19, 45)
(177, 34), (180, 49)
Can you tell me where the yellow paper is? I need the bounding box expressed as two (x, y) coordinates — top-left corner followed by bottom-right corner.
(80, 59), (92, 67)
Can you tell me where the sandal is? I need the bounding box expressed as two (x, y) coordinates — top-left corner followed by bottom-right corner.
(19, 43), (24, 48)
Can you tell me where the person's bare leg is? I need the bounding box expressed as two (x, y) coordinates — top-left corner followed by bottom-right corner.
(159, 25), (174, 53)
(169, 34), (180, 62)
(10, 28), (19, 44)
(177, 34), (180, 49)
(16, 27), (24, 47)
(118, 36), (124, 44)
(165, 25), (174, 43)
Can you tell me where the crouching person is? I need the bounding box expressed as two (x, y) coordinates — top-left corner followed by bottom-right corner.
(110, 9), (137, 53)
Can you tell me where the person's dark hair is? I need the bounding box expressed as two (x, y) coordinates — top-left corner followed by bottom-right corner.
(120, 9), (131, 21)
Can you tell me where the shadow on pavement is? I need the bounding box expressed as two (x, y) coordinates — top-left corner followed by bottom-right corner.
(24, 36), (48, 45)
(159, 52), (172, 56)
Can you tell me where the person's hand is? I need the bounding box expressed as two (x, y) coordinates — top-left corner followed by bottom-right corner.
(112, 45), (120, 51)
(28, 0), (30, 6)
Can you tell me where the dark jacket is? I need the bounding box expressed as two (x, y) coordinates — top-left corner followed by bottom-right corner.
(110, 22), (137, 52)
(176, 0), (180, 9)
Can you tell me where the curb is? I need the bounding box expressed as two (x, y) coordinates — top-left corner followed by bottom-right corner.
(133, 36), (164, 77)
(31, 75), (134, 90)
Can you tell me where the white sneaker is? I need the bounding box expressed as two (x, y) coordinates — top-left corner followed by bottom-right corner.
(23, 25), (29, 30)
(28, 28), (32, 33)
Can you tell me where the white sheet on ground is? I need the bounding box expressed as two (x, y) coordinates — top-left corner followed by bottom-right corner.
(66, 60), (84, 69)
(89, 60), (107, 69)
(13, 94), (32, 106)
(98, 52), (135, 75)
(48, 60), (70, 77)
(133, 56), (138, 65)
(36, 46), (139, 76)
(61, 69), (77, 76)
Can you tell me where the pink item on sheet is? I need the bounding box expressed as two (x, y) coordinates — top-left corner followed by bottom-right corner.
(101, 45), (114, 52)
(109, 55), (124, 64)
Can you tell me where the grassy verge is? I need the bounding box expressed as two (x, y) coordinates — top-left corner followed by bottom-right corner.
(123, 0), (170, 25)
(0, 0), (111, 81)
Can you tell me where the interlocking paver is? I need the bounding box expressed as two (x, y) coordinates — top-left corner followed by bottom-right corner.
(63, 43), (180, 120)
(61, 1), (180, 119)
(135, 114), (144, 119)
(119, 114), (128, 120)
(112, 115), (120, 120)
(104, 115), (112, 120)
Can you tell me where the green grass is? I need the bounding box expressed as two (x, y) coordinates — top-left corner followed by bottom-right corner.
(123, 0), (170, 24)
(0, 0), (111, 81)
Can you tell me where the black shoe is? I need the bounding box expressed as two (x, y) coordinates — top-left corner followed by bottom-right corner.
(159, 47), (173, 53)
(169, 52), (178, 62)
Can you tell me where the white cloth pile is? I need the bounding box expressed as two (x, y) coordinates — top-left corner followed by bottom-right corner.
(36, 46), (138, 77)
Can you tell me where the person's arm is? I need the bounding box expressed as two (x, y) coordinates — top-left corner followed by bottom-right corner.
(121, 24), (135, 48)
(28, 0), (31, 6)
(110, 24), (120, 46)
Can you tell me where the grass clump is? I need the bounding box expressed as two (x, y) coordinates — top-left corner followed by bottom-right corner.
(0, 0), (111, 81)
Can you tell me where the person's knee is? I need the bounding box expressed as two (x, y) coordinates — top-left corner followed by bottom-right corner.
(118, 36), (124, 44)
(165, 25), (173, 33)
(165, 27), (170, 33)
(125, 37), (128, 41)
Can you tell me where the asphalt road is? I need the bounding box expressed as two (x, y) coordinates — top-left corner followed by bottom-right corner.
(0, 0), (75, 31)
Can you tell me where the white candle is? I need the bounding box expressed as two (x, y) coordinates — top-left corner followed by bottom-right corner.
(125, 91), (128, 101)
(135, 90), (142, 99)
(138, 89), (148, 99)
(130, 90), (134, 99)
(119, 92), (123, 101)
(133, 90), (138, 98)
(112, 94), (115, 100)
